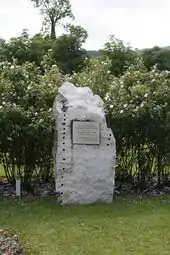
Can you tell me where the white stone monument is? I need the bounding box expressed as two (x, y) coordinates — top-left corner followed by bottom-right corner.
(53, 82), (116, 204)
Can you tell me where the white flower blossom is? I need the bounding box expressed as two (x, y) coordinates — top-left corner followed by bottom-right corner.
(120, 81), (124, 88)
(144, 93), (148, 98)
(140, 102), (144, 107)
(134, 106), (139, 112)
(120, 110), (124, 114)
(110, 105), (113, 109)
(104, 93), (109, 101)
(0, 106), (2, 109)
(124, 103), (128, 108)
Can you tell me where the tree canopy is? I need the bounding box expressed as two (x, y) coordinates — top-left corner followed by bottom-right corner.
(31, 0), (74, 38)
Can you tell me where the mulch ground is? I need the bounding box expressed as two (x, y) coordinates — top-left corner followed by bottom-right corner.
(0, 229), (22, 255)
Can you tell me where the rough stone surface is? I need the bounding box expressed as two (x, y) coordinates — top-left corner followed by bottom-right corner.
(53, 82), (116, 204)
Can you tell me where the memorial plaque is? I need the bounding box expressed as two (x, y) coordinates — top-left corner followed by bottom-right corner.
(72, 121), (100, 145)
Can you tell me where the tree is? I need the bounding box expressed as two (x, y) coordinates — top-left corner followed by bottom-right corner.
(0, 29), (30, 63)
(0, 38), (5, 47)
(141, 46), (170, 71)
(0, 38), (6, 62)
(101, 35), (137, 76)
(31, 0), (74, 38)
(64, 24), (88, 44)
(0, 30), (54, 66)
(51, 24), (89, 74)
(0, 27), (88, 74)
(52, 34), (88, 75)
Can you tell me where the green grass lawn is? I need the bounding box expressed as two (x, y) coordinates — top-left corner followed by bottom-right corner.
(0, 196), (170, 255)
(0, 165), (5, 176)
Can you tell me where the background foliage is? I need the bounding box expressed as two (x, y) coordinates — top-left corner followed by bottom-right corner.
(0, 0), (169, 191)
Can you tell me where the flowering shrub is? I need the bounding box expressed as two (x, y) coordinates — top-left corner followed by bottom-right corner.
(0, 54), (169, 189)
(66, 57), (113, 99)
(0, 55), (62, 187)
(107, 60), (170, 187)
(66, 58), (170, 188)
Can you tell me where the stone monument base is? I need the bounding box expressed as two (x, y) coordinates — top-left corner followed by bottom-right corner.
(53, 82), (116, 205)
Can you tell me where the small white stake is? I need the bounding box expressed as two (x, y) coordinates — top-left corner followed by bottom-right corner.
(16, 179), (21, 196)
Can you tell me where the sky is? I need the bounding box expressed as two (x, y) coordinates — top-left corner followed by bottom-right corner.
(0, 0), (170, 50)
